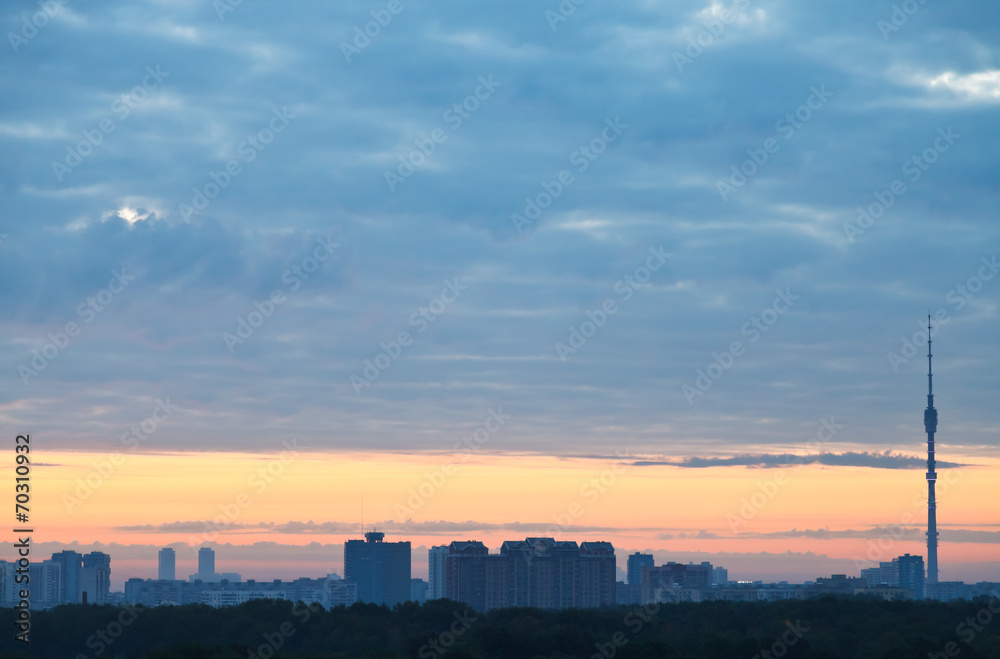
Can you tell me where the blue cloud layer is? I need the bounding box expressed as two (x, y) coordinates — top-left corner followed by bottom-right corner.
(1, 0), (998, 459)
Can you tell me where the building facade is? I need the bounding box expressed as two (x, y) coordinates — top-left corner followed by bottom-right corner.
(627, 552), (654, 586)
(198, 547), (215, 580)
(158, 548), (176, 581)
(444, 538), (616, 611)
(894, 554), (925, 599)
(343, 531), (411, 605)
(82, 552), (111, 604)
(125, 574), (358, 608)
(428, 545), (448, 600)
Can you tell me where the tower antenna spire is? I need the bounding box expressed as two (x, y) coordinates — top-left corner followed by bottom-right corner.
(924, 314), (939, 586)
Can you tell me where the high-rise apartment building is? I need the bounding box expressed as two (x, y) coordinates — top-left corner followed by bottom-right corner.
(343, 531), (411, 605)
(444, 538), (615, 611)
(51, 550), (82, 604)
(81, 552), (111, 604)
(30, 559), (63, 608)
(627, 552), (654, 587)
(428, 545), (448, 600)
(894, 554), (925, 599)
(198, 547), (216, 580)
(0, 561), (15, 606)
(159, 548), (176, 581)
(641, 561), (712, 603)
(445, 541), (489, 610)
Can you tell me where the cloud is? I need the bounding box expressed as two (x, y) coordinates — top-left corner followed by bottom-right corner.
(633, 451), (968, 469)
(926, 70), (1000, 103)
(113, 519), (649, 535)
(657, 526), (1000, 544)
(0, 1), (997, 468)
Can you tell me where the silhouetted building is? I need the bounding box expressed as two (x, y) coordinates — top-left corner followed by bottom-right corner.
(428, 545), (448, 600)
(627, 552), (654, 586)
(327, 575), (359, 607)
(576, 542), (617, 607)
(0, 561), (16, 606)
(860, 567), (881, 587)
(125, 579), (186, 606)
(444, 538), (615, 611)
(126, 574), (358, 608)
(159, 548), (176, 581)
(445, 541), (489, 610)
(894, 554), (925, 599)
(198, 547), (215, 579)
(411, 578), (428, 603)
(814, 574), (867, 594)
(712, 566), (729, 586)
(641, 562), (712, 603)
(81, 552), (111, 604)
(30, 559), (63, 609)
(927, 581), (972, 601)
(343, 531), (411, 605)
(50, 550), (82, 603)
(616, 580), (641, 605)
(880, 561), (898, 586)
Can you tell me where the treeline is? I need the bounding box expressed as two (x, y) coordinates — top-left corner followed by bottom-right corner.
(1, 595), (998, 659)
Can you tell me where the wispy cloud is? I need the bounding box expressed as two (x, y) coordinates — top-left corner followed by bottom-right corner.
(113, 519), (656, 535)
(657, 527), (1000, 544)
(634, 451), (968, 470)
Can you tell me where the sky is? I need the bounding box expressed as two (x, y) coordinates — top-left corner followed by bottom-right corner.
(1, 0), (998, 590)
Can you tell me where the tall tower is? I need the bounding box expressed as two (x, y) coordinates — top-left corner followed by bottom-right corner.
(924, 315), (939, 585)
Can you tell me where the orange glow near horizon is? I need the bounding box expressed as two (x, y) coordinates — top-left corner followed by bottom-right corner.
(15, 449), (1000, 587)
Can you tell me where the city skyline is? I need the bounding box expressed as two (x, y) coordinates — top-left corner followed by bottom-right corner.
(2, 0), (999, 595)
(16, 535), (998, 611)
